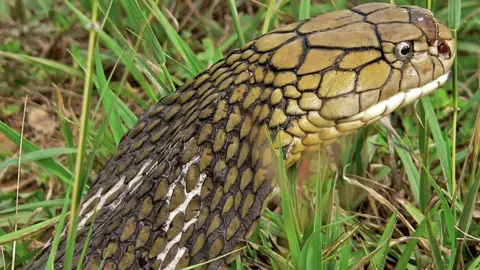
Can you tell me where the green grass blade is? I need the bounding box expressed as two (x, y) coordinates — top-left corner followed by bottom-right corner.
(453, 110), (480, 268)
(145, 0), (205, 75)
(448, 0), (460, 197)
(258, 232), (285, 269)
(452, 174), (480, 268)
(235, 256), (244, 270)
(290, 0), (300, 20)
(299, 0), (311, 20)
(372, 211), (398, 269)
(229, 10), (265, 47)
(46, 187), (72, 269)
(262, 0), (278, 34)
(325, 183), (339, 269)
(0, 200), (67, 215)
(0, 51), (83, 77)
(94, 42), (124, 145)
(269, 0), (286, 34)
(421, 97), (453, 192)
(58, 113), (76, 171)
(63, 1), (99, 268)
(422, 161), (457, 268)
(402, 200), (425, 224)
(227, 0), (245, 45)
(66, 0), (156, 101)
(126, 51), (168, 100)
(109, 92), (138, 128)
(287, 166), (302, 236)
(299, 229), (323, 270)
(418, 102), (431, 213)
(68, 39), (137, 128)
(79, 95), (118, 198)
(451, 88), (480, 127)
(0, 216), (61, 246)
(0, 121), (73, 185)
(468, 255), (480, 270)
(99, 26), (162, 102)
(266, 129), (301, 268)
(121, 0), (175, 93)
(448, 0), (461, 29)
(393, 137), (420, 203)
(338, 238), (351, 269)
(314, 151), (326, 231)
(0, 148), (77, 172)
(395, 220), (427, 270)
(457, 41), (480, 54)
(426, 170), (456, 253)
(425, 215), (445, 270)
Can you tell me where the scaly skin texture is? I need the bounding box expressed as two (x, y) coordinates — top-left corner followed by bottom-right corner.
(29, 2), (454, 270)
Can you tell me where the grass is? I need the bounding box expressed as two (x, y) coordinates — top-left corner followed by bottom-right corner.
(0, 0), (479, 269)
(62, 0), (99, 269)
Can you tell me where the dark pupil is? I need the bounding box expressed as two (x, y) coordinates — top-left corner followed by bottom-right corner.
(438, 42), (449, 54)
(400, 44), (411, 55)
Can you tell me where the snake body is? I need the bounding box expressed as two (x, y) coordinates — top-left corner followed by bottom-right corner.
(29, 2), (454, 269)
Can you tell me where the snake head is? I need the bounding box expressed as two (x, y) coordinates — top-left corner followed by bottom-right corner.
(367, 3), (455, 98)
(298, 2), (456, 129)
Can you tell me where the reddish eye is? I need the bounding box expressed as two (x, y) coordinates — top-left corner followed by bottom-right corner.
(438, 41), (450, 57)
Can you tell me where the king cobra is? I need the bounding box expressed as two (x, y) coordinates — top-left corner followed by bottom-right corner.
(29, 2), (454, 269)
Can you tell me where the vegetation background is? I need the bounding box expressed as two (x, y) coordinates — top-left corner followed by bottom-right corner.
(0, 0), (479, 269)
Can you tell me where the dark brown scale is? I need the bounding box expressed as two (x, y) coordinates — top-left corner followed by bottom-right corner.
(149, 234), (167, 259)
(124, 170), (139, 183)
(136, 178), (153, 198)
(185, 196), (202, 221)
(153, 178), (169, 201)
(135, 145), (156, 164)
(104, 186), (126, 206)
(130, 121), (147, 138)
(162, 243), (179, 268)
(138, 196), (153, 220)
(136, 226), (151, 249)
(167, 213), (185, 240)
(153, 204), (169, 231)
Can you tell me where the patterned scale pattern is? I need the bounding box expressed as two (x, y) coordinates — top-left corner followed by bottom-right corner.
(29, 2), (454, 270)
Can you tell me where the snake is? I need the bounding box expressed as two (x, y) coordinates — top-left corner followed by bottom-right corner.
(28, 2), (455, 270)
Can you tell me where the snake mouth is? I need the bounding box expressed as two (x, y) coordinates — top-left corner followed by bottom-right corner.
(338, 72), (450, 125)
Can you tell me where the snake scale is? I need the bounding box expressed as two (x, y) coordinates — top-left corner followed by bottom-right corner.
(29, 2), (454, 270)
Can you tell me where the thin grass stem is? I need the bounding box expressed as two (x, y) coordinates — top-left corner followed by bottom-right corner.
(227, 0), (245, 45)
(63, 1), (99, 269)
(11, 95), (27, 270)
(451, 28), (459, 194)
(448, 0), (461, 197)
(262, 0), (277, 34)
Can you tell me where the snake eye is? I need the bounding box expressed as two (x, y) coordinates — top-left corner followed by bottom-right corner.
(438, 40), (451, 58)
(394, 41), (413, 60)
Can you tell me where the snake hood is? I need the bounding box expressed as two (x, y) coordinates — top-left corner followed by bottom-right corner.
(29, 2), (454, 270)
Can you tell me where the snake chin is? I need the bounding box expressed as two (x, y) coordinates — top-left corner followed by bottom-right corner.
(339, 72), (450, 125)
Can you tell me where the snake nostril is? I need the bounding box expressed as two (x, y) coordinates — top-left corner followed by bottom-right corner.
(437, 41), (451, 58)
